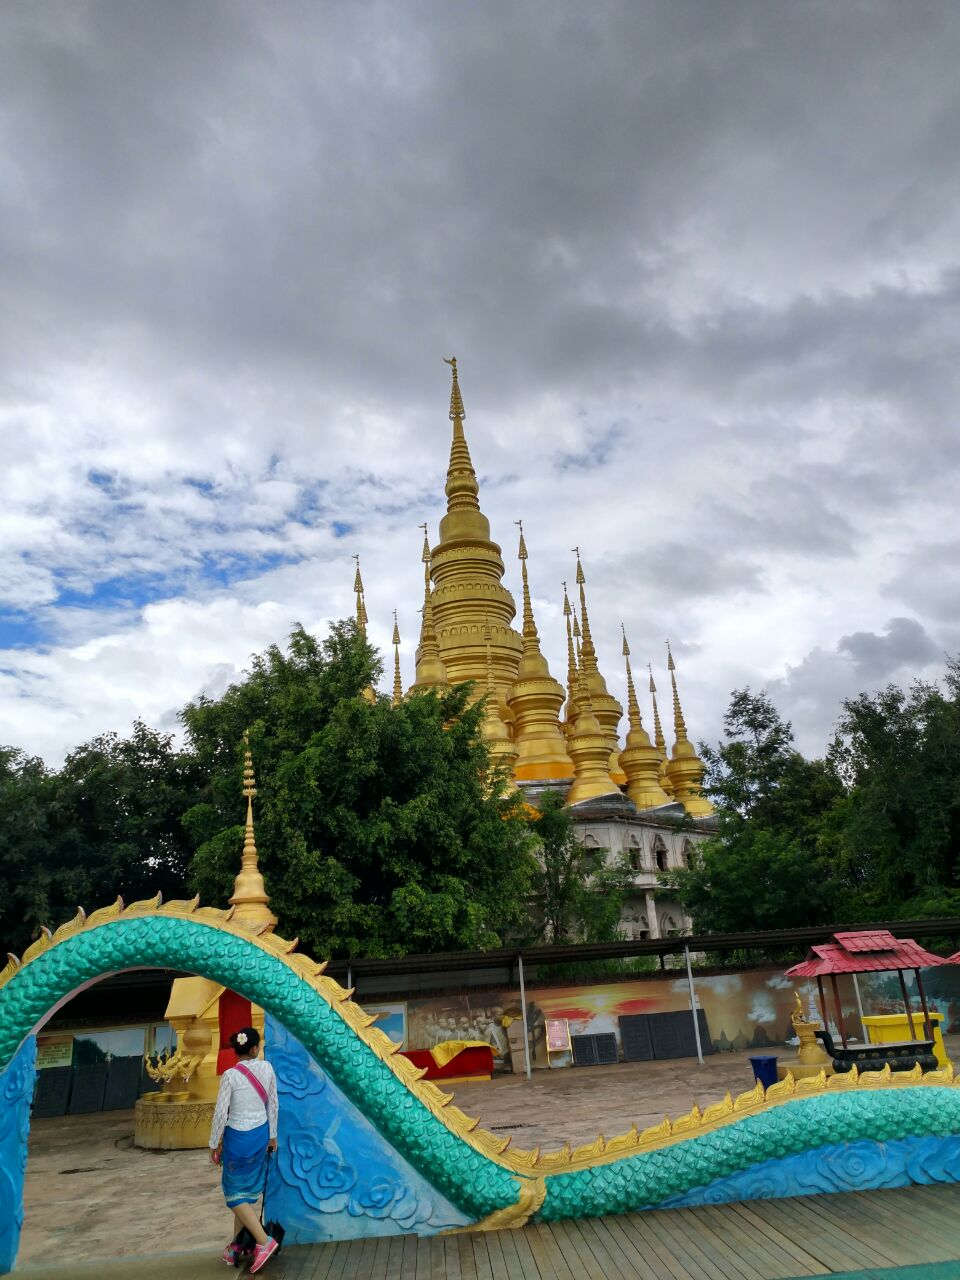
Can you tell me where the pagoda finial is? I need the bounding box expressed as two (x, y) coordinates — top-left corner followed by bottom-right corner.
(666, 640), (688, 742)
(441, 356), (481, 520)
(573, 547), (598, 671)
(563, 581), (579, 726)
(649, 665), (666, 757)
(515, 520), (538, 647)
(571, 548), (624, 785)
(392, 612), (402, 707)
(622, 626), (642, 727)
(663, 641), (713, 816)
(619, 631), (672, 810)
(444, 355), (465, 421)
(411, 526), (449, 692)
(353, 554), (367, 636)
(228, 730), (276, 931)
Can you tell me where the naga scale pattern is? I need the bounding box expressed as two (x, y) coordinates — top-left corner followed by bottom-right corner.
(5, 898), (960, 1229)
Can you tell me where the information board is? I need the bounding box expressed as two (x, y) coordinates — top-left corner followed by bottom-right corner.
(545, 1018), (571, 1053)
(36, 1034), (73, 1070)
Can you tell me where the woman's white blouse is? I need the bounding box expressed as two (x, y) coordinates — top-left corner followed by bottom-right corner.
(209, 1058), (279, 1148)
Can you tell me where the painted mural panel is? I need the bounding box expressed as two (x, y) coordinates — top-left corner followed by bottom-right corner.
(403, 968), (824, 1068)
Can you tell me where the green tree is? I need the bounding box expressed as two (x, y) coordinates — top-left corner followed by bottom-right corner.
(0, 723), (201, 956)
(824, 663), (960, 919)
(529, 791), (633, 943)
(671, 689), (845, 932)
(183, 621), (536, 958)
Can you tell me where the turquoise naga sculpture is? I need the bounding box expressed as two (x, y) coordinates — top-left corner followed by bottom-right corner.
(4, 896), (960, 1254)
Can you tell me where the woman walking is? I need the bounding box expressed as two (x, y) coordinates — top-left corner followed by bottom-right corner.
(209, 1026), (280, 1272)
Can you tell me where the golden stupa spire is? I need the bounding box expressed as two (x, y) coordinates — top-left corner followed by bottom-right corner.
(353, 556), (376, 704)
(480, 612), (518, 786)
(391, 612), (403, 707)
(432, 358), (523, 700)
(411, 524), (449, 693)
(663, 642), (713, 817)
(649, 665), (674, 799)
(353, 555), (367, 635)
(572, 548), (625, 785)
(506, 521), (574, 781)
(562, 581), (579, 734)
(228, 731), (277, 931)
(565, 634), (619, 805)
(618, 629), (671, 810)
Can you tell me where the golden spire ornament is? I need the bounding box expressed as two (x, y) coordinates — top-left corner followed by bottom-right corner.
(648, 664), (674, 798)
(353, 556), (376, 704)
(506, 521), (574, 780)
(480, 612), (518, 786)
(391, 612), (403, 707)
(572, 548), (625, 785)
(663, 642), (713, 816)
(411, 524), (449, 692)
(619, 628), (671, 810)
(565, 641), (620, 805)
(228, 731), (277, 932)
(562, 581), (579, 734)
(429, 358), (523, 702)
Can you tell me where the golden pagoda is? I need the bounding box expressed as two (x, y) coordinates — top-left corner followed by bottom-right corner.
(430, 358), (522, 713)
(619, 629), (672, 810)
(376, 358), (715, 824)
(410, 525), (449, 693)
(505, 522), (574, 780)
(664, 643), (714, 817)
(573, 550), (625, 785)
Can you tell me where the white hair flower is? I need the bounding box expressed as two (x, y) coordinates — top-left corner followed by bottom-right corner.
(235, 1032), (248, 1046)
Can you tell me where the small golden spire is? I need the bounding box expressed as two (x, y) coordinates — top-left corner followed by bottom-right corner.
(392, 612), (402, 707)
(481, 612), (518, 786)
(353, 554), (367, 636)
(619, 630), (671, 810)
(505, 523), (574, 781)
(411, 525), (449, 692)
(649, 666), (666, 756)
(571, 548), (624, 785)
(515, 519), (538, 647)
(565, 644), (619, 805)
(663, 643), (713, 816)
(228, 731), (276, 931)
(445, 354), (466, 421)
(562, 581), (578, 730)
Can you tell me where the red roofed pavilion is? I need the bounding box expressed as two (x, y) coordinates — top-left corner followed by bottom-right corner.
(785, 930), (948, 1048)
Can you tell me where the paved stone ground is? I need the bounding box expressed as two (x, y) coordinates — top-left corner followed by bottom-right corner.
(20, 1039), (960, 1267)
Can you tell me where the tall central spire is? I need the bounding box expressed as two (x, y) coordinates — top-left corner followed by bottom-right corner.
(431, 358), (522, 702)
(506, 521), (574, 780)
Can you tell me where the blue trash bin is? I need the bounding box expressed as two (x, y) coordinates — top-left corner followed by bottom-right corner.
(748, 1055), (779, 1089)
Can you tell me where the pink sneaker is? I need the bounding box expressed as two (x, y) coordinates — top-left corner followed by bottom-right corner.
(221, 1242), (240, 1264)
(249, 1238), (279, 1274)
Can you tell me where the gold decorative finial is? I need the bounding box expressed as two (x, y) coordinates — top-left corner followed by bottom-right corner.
(563, 582), (579, 729)
(228, 730), (276, 932)
(666, 640), (686, 740)
(444, 356), (465, 421)
(353, 554), (367, 636)
(618, 633), (671, 809)
(662, 644), (713, 816)
(649, 665), (666, 755)
(570, 548), (624, 785)
(514, 520), (537, 646)
(392, 611), (402, 707)
(411, 526), (449, 693)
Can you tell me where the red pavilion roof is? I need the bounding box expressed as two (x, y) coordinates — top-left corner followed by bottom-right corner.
(785, 930), (948, 977)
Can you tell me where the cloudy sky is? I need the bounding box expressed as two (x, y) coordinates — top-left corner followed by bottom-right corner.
(3, 1), (960, 764)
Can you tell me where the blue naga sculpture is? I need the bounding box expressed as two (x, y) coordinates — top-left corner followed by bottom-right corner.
(3, 892), (960, 1273)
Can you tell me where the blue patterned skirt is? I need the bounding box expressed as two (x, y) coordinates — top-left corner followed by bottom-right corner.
(221, 1121), (269, 1208)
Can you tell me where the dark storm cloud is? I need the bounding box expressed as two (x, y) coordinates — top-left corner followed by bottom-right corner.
(3, 0), (960, 759)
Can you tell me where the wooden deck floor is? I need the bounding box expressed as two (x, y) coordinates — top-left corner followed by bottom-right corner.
(268, 1185), (960, 1280)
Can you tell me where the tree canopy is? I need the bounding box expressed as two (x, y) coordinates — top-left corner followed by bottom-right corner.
(182, 622), (536, 958)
